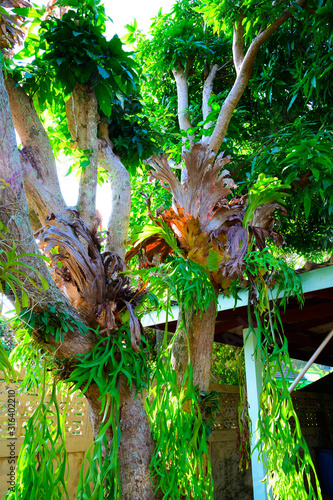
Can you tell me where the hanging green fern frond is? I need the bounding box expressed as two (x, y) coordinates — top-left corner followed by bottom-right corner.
(243, 250), (321, 500)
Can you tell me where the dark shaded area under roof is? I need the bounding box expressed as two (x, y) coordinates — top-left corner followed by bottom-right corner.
(214, 286), (333, 367)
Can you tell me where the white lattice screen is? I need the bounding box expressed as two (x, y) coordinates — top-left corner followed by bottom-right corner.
(210, 383), (332, 431)
(0, 374), (91, 444)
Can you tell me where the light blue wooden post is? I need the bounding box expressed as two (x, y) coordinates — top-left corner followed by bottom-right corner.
(243, 328), (269, 500)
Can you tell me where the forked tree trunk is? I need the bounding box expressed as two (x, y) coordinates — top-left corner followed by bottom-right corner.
(171, 299), (217, 392)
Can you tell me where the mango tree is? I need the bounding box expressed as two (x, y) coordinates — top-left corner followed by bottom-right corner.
(0, 0), (331, 498)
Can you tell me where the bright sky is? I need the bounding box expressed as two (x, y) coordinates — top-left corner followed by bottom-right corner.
(105, 0), (174, 37)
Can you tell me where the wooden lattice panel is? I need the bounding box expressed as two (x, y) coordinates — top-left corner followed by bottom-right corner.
(210, 384), (240, 430)
(0, 373), (92, 451)
(0, 373), (93, 500)
(63, 394), (90, 437)
(210, 384), (333, 432)
(292, 392), (321, 428)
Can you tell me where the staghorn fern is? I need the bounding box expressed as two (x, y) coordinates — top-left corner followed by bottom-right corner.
(0, 0), (31, 55)
(35, 210), (146, 352)
(127, 141), (289, 291)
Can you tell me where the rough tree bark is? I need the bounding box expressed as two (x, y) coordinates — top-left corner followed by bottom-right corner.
(98, 139), (131, 261)
(0, 70), (97, 357)
(5, 76), (67, 230)
(1, 66), (157, 499)
(85, 377), (156, 500)
(69, 84), (99, 228)
(171, 300), (217, 392)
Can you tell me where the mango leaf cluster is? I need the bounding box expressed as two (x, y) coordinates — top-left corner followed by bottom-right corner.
(146, 0), (213, 70)
(252, 17), (333, 116)
(106, 95), (163, 172)
(8, 1), (161, 167)
(238, 118), (333, 253)
(199, 0), (300, 39)
(38, 10), (137, 117)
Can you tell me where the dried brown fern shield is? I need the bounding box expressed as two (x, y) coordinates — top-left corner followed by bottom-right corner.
(0, 0), (31, 55)
(35, 210), (145, 351)
(127, 141), (286, 291)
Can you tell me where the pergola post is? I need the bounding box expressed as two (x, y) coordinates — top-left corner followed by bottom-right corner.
(243, 328), (269, 500)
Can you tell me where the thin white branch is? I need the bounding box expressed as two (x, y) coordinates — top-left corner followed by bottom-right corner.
(98, 139), (131, 260)
(202, 63), (219, 132)
(172, 63), (195, 143)
(208, 0), (308, 154)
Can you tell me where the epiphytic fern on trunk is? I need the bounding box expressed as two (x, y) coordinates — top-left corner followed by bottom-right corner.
(36, 210), (145, 351)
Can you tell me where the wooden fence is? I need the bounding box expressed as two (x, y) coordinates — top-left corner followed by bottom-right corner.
(0, 373), (93, 499)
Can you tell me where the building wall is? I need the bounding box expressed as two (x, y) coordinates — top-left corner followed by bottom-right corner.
(208, 384), (253, 500)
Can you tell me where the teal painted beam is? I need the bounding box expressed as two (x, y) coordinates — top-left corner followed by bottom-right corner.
(141, 266), (333, 328)
(243, 328), (269, 500)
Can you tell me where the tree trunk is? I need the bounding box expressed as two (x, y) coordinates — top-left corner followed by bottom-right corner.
(85, 377), (157, 500)
(5, 76), (67, 227)
(98, 140), (131, 261)
(171, 299), (217, 392)
(72, 84), (99, 227)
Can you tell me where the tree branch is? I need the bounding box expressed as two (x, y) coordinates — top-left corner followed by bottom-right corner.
(208, 0), (307, 154)
(5, 76), (67, 226)
(202, 63), (219, 132)
(0, 67), (97, 359)
(71, 84), (99, 228)
(65, 94), (77, 143)
(172, 62), (195, 144)
(233, 11), (245, 75)
(98, 140), (131, 260)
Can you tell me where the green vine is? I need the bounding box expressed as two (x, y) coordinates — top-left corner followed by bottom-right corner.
(147, 347), (214, 499)
(5, 363), (69, 500)
(244, 250), (322, 499)
(236, 348), (251, 472)
(140, 256), (218, 499)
